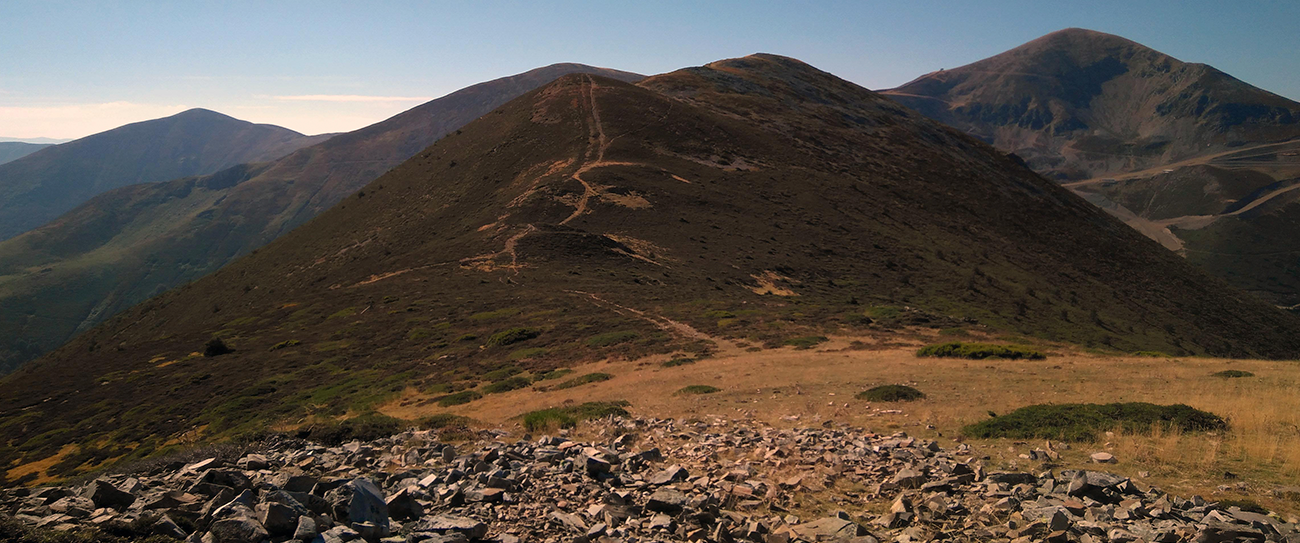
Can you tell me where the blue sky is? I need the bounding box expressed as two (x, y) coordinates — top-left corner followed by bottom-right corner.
(2, 0), (1297, 139)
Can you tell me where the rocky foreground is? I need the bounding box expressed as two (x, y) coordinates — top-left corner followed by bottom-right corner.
(1, 416), (1295, 543)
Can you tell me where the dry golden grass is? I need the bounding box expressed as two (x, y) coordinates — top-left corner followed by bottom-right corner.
(379, 334), (1300, 515)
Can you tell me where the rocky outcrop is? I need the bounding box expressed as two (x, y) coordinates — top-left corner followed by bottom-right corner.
(1, 417), (1296, 542)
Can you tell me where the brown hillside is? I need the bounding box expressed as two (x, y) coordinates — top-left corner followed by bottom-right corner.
(2, 56), (1298, 480)
(0, 64), (643, 375)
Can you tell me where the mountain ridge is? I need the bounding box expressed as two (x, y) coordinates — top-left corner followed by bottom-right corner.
(2, 55), (1297, 479)
(0, 63), (644, 375)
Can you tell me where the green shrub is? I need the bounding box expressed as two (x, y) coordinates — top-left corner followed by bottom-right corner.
(418, 413), (473, 429)
(508, 347), (548, 360)
(482, 366), (522, 382)
(536, 368), (573, 381)
(296, 412), (408, 445)
(553, 372), (613, 390)
(962, 402), (1227, 442)
(482, 376), (532, 394)
(586, 330), (639, 347)
(437, 390), (483, 407)
(676, 385), (720, 395)
(703, 310), (736, 319)
(327, 307), (358, 319)
(456, 333), (478, 342)
(520, 401), (631, 432)
(268, 339), (300, 351)
(783, 336), (828, 350)
(522, 409), (575, 432)
(203, 338), (233, 357)
(856, 385), (925, 402)
(938, 327), (969, 337)
(916, 342), (1045, 360)
(407, 328), (432, 341)
(662, 357), (696, 368)
(487, 327), (541, 347)
(1212, 370), (1254, 378)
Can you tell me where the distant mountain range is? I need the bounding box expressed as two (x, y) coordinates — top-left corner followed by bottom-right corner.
(884, 28), (1300, 306)
(0, 143), (53, 166)
(0, 109), (330, 241)
(3, 55), (1297, 476)
(0, 63), (642, 375)
(0, 137), (71, 144)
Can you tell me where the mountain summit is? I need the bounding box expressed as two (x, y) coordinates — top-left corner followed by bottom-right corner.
(2, 55), (1297, 474)
(0, 109), (326, 241)
(884, 28), (1300, 181)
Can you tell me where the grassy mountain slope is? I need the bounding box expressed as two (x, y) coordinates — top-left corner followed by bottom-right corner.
(884, 28), (1300, 306)
(0, 109), (327, 241)
(0, 64), (642, 375)
(0, 143), (52, 166)
(2, 55), (1297, 480)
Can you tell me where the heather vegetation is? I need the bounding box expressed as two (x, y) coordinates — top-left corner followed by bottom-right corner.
(916, 342), (1046, 360)
(855, 385), (925, 402)
(963, 403), (1227, 442)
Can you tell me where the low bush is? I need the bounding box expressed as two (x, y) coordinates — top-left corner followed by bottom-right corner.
(482, 366), (522, 382)
(962, 402), (1227, 442)
(783, 336), (829, 350)
(855, 385), (925, 402)
(662, 357), (696, 368)
(508, 347), (548, 360)
(586, 330), (639, 347)
(1133, 351), (1173, 358)
(296, 412), (408, 445)
(417, 413), (473, 430)
(481, 376), (532, 394)
(487, 327), (541, 347)
(676, 385), (720, 395)
(536, 369), (573, 381)
(1216, 499), (1268, 514)
(520, 401), (631, 432)
(437, 390), (483, 407)
(916, 342), (1045, 360)
(203, 338), (233, 357)
(1212, 370), (1254, 378)
(553, 372), (613, 390)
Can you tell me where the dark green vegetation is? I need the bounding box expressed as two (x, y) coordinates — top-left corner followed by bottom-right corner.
(662, 357), (697, 368)
(884, 29), (1300, 307)
(3, 54), (1298, 480)
(0, 109), (322, 242)
(0, 64), (644, 376)
(481, 376), (533, 394)
(855, 385), (926, 402)
(1217, 499), (1269, 515)
(202, 338), (233, 357)
(293, 412), (408, 445)
(437, 390), (484, 407)
(487, 327), (541, 347)
(0, 142), (52, 166)
(519, 401), (631, 432)
(916, 342), (1046, 360)
(783, 336), (828, 349)
(1212, 370), (1255, 378)
(676, 385), (721, 395)
(963, 403), (1228, 442)
(552, 373), (614, 390)
(0, 515), (175, 543)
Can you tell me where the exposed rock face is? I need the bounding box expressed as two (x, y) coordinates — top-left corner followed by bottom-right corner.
(1, 417), (1296, 542)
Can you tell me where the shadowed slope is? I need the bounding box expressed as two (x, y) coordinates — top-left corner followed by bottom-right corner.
(0, 143), (52, 166)
(0, 109), (326, 241)
(2, 57), (1297, 480)
(0, 64), (642, 374)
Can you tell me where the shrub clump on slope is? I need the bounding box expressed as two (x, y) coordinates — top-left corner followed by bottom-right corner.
(963, 402), (1227, 442)
(917, 342), (1045, 360)
(520, 401), (631, 432)
(855, 385), (925, 402)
